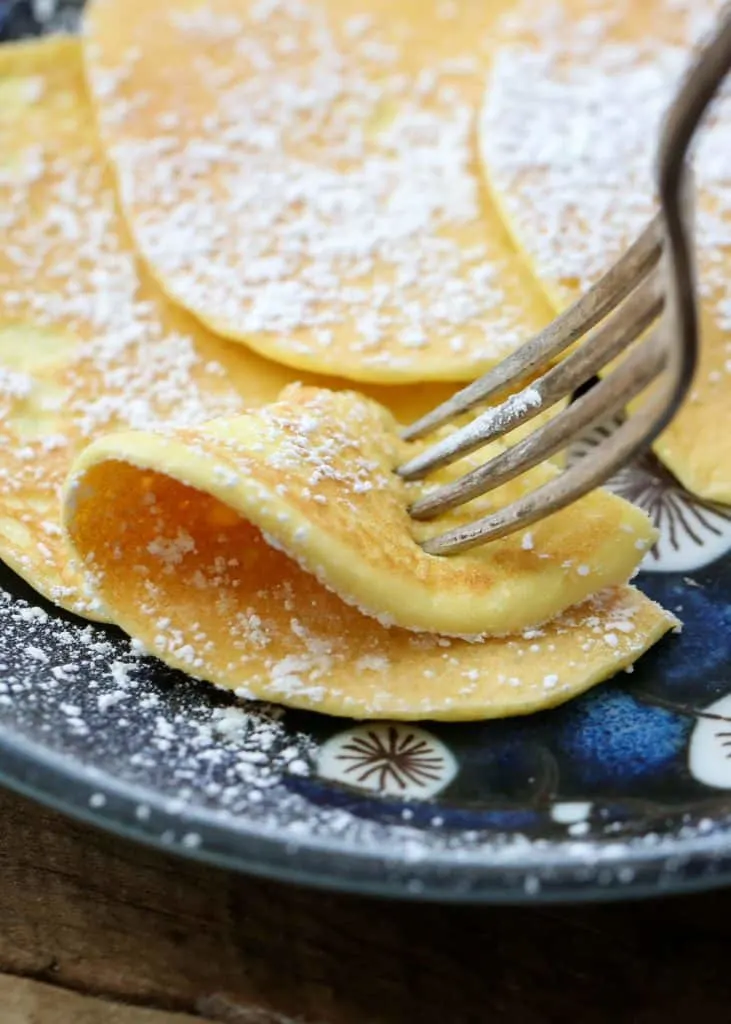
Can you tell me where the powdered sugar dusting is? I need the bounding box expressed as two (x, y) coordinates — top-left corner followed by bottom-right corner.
(479, 0), (731, 495)
(481, 0), (729, 325)
(0, 582), (316, 816)
(0, 572), (719, 895)
(85, 0), (553, 380)
(30, 0), (84, 34)
(0, 0), (724, 900)
(0, 47), (278, 616)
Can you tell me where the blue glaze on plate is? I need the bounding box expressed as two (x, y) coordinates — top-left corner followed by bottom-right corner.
(554, 689), (691, 787)
(0, 0), (83, 38)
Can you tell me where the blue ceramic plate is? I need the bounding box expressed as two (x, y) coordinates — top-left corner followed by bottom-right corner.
(4, 1), (731, 902)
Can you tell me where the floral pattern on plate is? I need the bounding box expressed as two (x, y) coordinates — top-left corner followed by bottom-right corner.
(317, 724), (457, 799)
(570, 417), (731, 572)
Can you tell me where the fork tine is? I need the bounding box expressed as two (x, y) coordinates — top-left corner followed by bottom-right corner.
(401, 214), (663, 443)
(398, 265), (664, 481)
(420, 356), (672, 556)
(410, 327), (668, 521)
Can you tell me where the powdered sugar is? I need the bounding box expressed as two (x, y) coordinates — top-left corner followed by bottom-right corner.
(0, 3), (704, 895)
(30, 0), (84, 34)
(84, 0), (553, 379)
(0, 581), (316, 820)
(481, 0), (730, 327)
(0, 51), (263, 616)
(0, 570), (712, 896)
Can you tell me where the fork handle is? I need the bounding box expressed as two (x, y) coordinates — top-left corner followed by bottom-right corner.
(653, 5), (731, 437)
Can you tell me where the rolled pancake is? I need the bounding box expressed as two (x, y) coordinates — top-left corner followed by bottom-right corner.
(479, 0), (731, 502)
(64, 409), (675, 719)
(83, 0), (556, 384)
(0, 38), (456, 618)
(66, 385), (658, 636)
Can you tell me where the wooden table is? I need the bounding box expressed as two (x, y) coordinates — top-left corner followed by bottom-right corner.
(2, 784), (731, 1023)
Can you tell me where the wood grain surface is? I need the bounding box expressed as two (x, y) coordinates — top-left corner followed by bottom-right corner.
(2, 784), (731, 1023)
(0, 975), (207, 1024)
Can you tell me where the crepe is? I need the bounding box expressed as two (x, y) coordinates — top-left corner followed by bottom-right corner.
(82, 0), (556, 384)
(479, 0), (731, 502)
(0, 37), (456, 618)
(64, 388), (674, 719)
(65, 385), (659, 636)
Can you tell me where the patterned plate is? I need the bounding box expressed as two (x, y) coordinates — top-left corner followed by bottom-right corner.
(4, 1), (731, 902)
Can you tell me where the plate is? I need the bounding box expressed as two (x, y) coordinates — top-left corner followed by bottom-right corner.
(4, 1), (731, 903)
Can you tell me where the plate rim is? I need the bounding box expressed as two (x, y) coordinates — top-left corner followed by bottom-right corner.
(3, 717), (731, 903)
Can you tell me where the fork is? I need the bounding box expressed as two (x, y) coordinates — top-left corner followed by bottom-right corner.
(398, 6), (731, 556)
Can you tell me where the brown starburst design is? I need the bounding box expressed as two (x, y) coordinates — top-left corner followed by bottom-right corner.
(609, 451), (731, 558)
(570, 419), (731, 558)
(715, 730), (731, 758)
(335, 727), (447, 792)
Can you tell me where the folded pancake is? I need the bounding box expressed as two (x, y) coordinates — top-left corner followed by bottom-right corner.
(65, 385), (658, 637)
(0, 38), (456, 618)
(63, 400), (675, 719)
(83, 0), (556, 384)
(479, 0), (731, 502)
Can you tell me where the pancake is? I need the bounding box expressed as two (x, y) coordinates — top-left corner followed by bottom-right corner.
(83, 0), (556, 384)
(479, 0), (731, 502)
(64, 415), (674, 719)
(65, 385), (658, 637)
(0, 37), (457, 618)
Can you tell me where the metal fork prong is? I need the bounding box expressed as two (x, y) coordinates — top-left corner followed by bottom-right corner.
(401, 214), (663, 443)
(398, 265), (664, 482)
(420, 359), (672, 556)
(409, 328), (668, 521)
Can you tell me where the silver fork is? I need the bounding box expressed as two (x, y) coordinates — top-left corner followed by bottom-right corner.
(398, 6), (731, 556)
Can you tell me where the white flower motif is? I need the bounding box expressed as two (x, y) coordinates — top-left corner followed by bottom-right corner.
(688, 695), (731, 789)
(316, 723), (457, 798)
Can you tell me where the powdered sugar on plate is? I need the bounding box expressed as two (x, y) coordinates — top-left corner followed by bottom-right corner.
(0, 580), (317, 813)
(0, 569), (722, 898)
